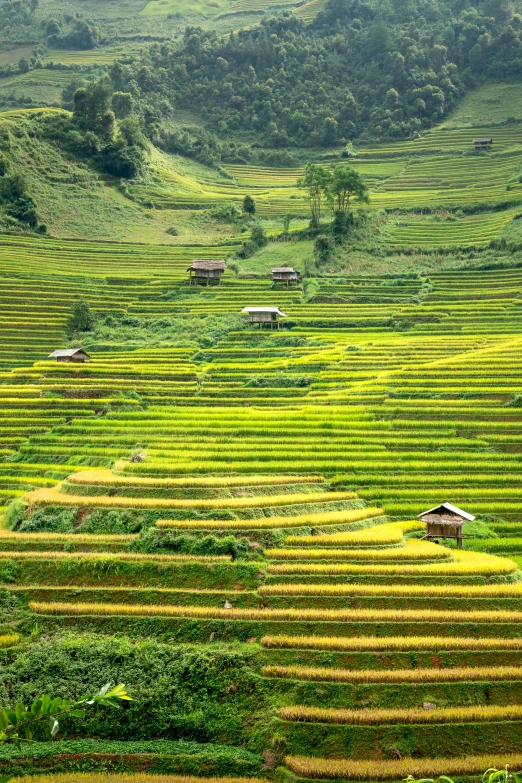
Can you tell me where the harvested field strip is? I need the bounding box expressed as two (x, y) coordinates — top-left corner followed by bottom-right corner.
(265, 540), (450, 560)
(259, 582), (522, 597)
(1, 552), (230, 563)
(27, 487), (355, 509)
(279, 703), (522, 724)
(27, 602), (522, 623)
(70, 469), (323, 487)
(262, 664), (522, 683)
(284, 753), (522, 780)
(261, 634), (522, 651)
(156, 507), (381, 530)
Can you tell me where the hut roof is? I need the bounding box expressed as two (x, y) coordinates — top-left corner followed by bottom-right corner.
(418, 502), (475, 522)
(473, 137), (492, 143)
(48, 348), (90, 359)
(241, 306), (287, 316)
(272, 266), (297, 273)
(188, 259), (226, 271)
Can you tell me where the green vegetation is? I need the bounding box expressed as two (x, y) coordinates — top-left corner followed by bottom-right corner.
(4, 0), (522, 780)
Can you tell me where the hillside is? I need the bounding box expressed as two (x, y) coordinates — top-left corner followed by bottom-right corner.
(3, 0), (522, 779)
(4, 90), (522, 260)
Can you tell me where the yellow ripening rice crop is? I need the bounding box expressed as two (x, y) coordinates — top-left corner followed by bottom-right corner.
(284, 753), (522, 780)
(261, 634), (522, 651)
(0, 633), (20, 648)
(27, 602), (522, 623)
(264, 539), (450, 561)
(259, 582), (522, 597)
(0, 531), (135, 544)
(11, 774), (272, 783)
(1, 551), (230, 563)
(262, 664), (522, 683)
(279, 703), (522, 725)
(285, 520), (423, 547)
(157, 507), (382, 531)
(266, 550), (517, 575)
(27, 486), (356, 510)
(71, 468), (323, 487)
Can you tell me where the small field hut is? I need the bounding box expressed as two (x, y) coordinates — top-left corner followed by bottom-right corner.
(473, 137), (492, 151)
(188, 260), (225, 286)
(418, 502), (475, 549)
(48, 348), (90, 363)
(242, 306), (287, 329)
(272, 265), (299, 287)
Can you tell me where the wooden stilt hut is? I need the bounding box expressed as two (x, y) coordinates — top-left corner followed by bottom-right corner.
(188, 260), (225, 286)
(241, 306), (287, 329)
(272, 265), (299, 287)
(418, 502), (475, 549)
(48, 348), (90, 363)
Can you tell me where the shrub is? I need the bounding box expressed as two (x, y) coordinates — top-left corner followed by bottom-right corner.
(0, 635), (263, 742)
(131, 529), (250, 560)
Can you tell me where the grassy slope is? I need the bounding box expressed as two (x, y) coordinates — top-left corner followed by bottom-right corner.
(443, 82), (522, 127)
(4, 82), (522, 252)
(0, 109), (246, 243)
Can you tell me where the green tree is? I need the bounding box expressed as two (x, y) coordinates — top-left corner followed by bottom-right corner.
(322, 117), (338, 146)
(112, 91), (134, 120)
(250, 222), (267, 249)
(298, 163), (331, 227)
(242, 194), (256, 215)
(281, 212), (292, 237)
(328, 163), (369, 215)
(67, 300), (95, 334)
(314, 234), (334, 267)
(73, 78), (113, 135)
(119, 115), (147, 148)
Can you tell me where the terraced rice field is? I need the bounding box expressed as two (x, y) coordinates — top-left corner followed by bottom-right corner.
(42, 45), (147, 65)
(2, 231), (522, 781)
(132, 121), (522, 242)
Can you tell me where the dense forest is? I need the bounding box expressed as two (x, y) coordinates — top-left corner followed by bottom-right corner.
(4, 0), (522, 146)
(102, 0), (522, 145)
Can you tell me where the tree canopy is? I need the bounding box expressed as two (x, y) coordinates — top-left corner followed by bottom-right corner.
(97, 0), (522, 147)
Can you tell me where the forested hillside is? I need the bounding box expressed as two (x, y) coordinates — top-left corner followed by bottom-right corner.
(127, 0), (522, 145)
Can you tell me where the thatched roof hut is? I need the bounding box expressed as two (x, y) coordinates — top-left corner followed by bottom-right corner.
(419, 502), (475, 548)
(241, 306), (287, 328)
(188, 260), (225, 285)
(48, 348), (90, 363)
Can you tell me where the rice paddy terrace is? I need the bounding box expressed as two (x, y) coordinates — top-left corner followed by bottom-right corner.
(130, 122), (522, 249)
(1, 228), (522, 782)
